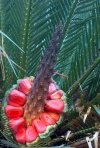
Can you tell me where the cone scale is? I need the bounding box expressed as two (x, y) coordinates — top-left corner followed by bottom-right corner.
(2, 22), (67, 146)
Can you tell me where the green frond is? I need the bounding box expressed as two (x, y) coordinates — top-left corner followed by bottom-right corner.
(0, 139), (20, 148)
(0, 0), (100, 147)
(54, 0), (100, 93)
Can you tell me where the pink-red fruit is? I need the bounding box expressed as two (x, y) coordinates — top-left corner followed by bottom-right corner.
(18, 78), (32, 94)
(32, 119), (46, 133)
(8, 117), (25, 134)
(45, 100), (64, 113)
(50, 90), (63, 100)
(40, 112), (55, 126)
(8, 89), (26, 106)
(5, 105), (23, 118)
(48, 112), (60, 121)
(15, 128), (26, 144)
(26, 126), (38, 143)
(49, 83), (56, 94)
(7, 99), (20, 107)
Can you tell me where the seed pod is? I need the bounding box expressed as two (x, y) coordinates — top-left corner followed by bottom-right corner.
(45, 100), (64, 113)
(8, 89), (26, 106)
(32, 119), (46, 133)
(40, 112), (55, 126)
(8, 117), (25, 134)
(1, 22), (68, 147)
(15, 128), (26, 144)
(50, 90), (63, 100)
(4, 105), (23, 118)
(2, 77), (67, 146)
(18, 78), (32, 94)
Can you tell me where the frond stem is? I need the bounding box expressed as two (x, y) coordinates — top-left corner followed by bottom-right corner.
(67, 58), (100, 98)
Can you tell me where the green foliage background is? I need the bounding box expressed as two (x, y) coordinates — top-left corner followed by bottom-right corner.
(0, 0), (100, 147)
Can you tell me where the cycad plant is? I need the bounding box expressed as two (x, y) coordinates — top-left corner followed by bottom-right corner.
(0, 0), (100, 147)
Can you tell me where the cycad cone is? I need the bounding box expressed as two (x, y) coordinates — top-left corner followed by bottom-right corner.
(2, 76), (67, 147)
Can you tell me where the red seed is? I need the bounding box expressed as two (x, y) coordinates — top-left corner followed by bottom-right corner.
(48, 112), (60, 122)
(4, 105), (23, 118)
(40, 112), (55, 126)
(32, 119), (46, 134)
(8, 89), (26, 106)
(50, 90), (63, 100)
(8, 117), (25, 134)
(45, 100), (64, 113)
(49, 83), (56, 94)
(7, 99), (20, 107)
(15, 128), (26, 144)
(18, 78), (32, 94)
(26, 126), (38, 143)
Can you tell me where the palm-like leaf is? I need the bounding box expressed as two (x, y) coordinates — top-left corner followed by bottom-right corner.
(0, 0), (100, 147)
(0, 0), (100, 93)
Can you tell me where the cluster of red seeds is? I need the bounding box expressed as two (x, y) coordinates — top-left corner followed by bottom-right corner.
(4, 77), (65, 145)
